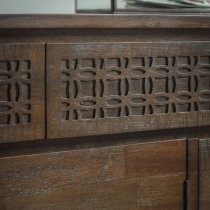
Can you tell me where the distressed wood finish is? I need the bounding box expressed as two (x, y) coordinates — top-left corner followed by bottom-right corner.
(0, 139), (186, 210)
(199, 139), (210, 210)
(0, 44), (45, 143)
(47, 42), (210, 138)
(1, 14), (210, 29)
(187, 139), (199, 210)
(125, 139), (186, 210)
(0, 14), (210, 210)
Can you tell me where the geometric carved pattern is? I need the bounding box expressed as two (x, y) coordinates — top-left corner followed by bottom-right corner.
(0, 44), (45, 143)
(0, 60), (31, 126)
(47, 42), (210, 139)
(61, 56), (210, 120)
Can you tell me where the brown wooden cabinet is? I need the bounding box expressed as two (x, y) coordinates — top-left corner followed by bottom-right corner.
(0, 14), (210, 210)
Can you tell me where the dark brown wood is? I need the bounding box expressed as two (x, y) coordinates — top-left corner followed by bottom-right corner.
(0, 139), (186, 210)
(187, 139), (199, 210)
(0, 126), (208, 159)
(1, 29), (210, 45)
(199, 138), (210, 210)
(125, 139), (186, 210)
(47, 42), (210, 139)
(0, 44), (45, 143)
(0, 14), (210, 29)
(0, 13), (210, 210)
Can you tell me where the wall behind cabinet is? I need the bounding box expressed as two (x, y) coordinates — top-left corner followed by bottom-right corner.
(0, 0), (126, 14)
(0, 0), (75, 14)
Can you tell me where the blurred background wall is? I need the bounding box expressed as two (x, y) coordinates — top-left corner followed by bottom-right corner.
(0, 0), (125, 14)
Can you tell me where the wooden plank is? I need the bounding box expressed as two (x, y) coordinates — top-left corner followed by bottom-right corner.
(136, 174), (185, 210)
(125, 140), (186, 210)
(0, 14), (210, 29)
(0, 146), (125, 210)
(0, 44), (45, 143)
(199, 139), (210, 210)
(125, 140), (186, 178)
(1, 179), (138, 210)
(47, 42), (210, 139)
(0, 139), (186, 210)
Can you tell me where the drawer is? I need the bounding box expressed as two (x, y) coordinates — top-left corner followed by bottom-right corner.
(0, 44), (45, 143)
(47, 42), (210, 139)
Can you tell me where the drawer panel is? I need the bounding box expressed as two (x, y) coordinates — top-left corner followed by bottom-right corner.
(47, 42), (210, 138)
(0, 44), (45, 143)
(0, 139), (186, 210)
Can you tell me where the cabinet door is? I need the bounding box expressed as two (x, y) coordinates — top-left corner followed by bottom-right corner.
(0, 139), (186, 210)
(199, 139), (210, 210)
(0, 44), (45, 143)
(47, 42), (210, 139)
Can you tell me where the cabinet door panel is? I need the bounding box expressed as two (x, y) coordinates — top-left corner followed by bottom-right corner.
(0, 139), (186, 210)
(0, 44), (45, 143)
(47, 42), (210, 139)
(199, 139), (210, 210)
(125, 139), (186, 210)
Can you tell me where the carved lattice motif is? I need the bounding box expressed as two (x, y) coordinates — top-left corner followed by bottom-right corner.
(0, 60), (31, 126)
(60, 55), (210, 121)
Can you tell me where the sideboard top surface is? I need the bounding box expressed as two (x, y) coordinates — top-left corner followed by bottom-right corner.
(0, 14), (210, 29)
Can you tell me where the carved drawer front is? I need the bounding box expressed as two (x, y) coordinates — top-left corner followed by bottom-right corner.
(47, 42), (210, 138)
(0, 44), (45, 143)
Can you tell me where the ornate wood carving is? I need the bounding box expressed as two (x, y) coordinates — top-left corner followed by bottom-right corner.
(0, 44), (45, 143)
(0, 60), (31, 125)
(47, 42), (210, 138)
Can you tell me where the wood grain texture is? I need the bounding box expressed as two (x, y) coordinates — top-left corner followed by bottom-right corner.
(125, 140), (186, 210)
(1, 126), (209, 159)
(125, 140), (186, 178)
(187, 139), (199, 210)
(0, 44), (45, 143)
(0, 14), (210, 29)
(1, 29), (210, 45)
(0, 14), (209, 210)
(47, 42), (210, 139)
(0, 139), (186, 210)
(199, 138), (210, 210)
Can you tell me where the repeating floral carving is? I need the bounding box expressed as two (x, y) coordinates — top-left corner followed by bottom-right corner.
(60, 55), (210, 121)
(0, 60), (31, 126)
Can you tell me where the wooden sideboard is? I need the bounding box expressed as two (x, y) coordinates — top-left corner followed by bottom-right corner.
(0, 14), (210, 210)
